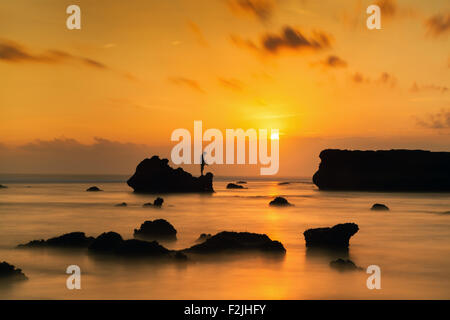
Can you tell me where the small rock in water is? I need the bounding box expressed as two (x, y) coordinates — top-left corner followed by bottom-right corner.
(0, 184), (7, 189)
(134, 219), (177, 240)
(196, 233), (212, 243)
(269, 197), (292, 206)
(303, 223), (359, 248)
(86, 186), (102, 192)
(143, 197), (164, 207)
(115, 202), (127, 207)
(236, 181), (247, 184)
(227, 183), (244, 189)
(371, 203), (389, 211)
(329, 258), (362, 272)
(0, 261), (28, 281)
(278, 182), (290, 185)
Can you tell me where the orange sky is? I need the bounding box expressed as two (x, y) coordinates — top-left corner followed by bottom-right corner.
(0, 0), (449, 175)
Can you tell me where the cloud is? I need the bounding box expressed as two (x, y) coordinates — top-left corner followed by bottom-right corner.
(0, 39), (108, 70)
(425, 13), (450, 37)
(226, 0), (275, 22)
(352, 72), (396, 87)
(169, 77), (205, 93)
(218, 77), (244, 91)
(416, 109), (450, 129)
(231, 26), (331, 55)
(411, 82), (448, 93)
(187, 21), (209, 47)
(319, 55), (347, 68)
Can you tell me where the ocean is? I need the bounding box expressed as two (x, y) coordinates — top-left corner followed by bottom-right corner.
(0, 174), (449, 299)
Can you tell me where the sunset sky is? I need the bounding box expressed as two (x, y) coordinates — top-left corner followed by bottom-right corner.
(1, 0), (449, 176)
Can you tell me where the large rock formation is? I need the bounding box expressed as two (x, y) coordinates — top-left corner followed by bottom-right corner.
(127, 156), (214, 193)
(303, 223), (359, 248)
(0, 261), (28, 281)
(313, 149), (450, 191)
(18, 232), (95, 248)
(183, 231), (286, 254)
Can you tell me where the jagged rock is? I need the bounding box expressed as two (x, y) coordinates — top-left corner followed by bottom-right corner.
(183, 231), (286, 254)
(127, 155), (214, 193)
(371, 203), (389, 211)
(88, 232), (124, 252)
(269, 197), (291, 206)
(196, 233), (212, 243)
(143, 197), (164, 207)
(115, 202), (127, 207)
(329, 259), (362, 272)
(313, 149), (450, 191)
(134, 219), (177, 240)
(0, 184), (7, 188)
(303, 223), (359, 248)
(227, 183), (244, 189)
(86, 186), (102, 192)
(0, 261), (28, 281)
(18, 232), (95, 248)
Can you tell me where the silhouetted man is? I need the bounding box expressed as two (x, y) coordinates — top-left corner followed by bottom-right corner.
(201, 152), (208, 176)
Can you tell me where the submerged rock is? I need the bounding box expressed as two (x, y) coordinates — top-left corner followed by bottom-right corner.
(313, 149), (450, 191)
(195, 233), (212, 243)
(183, 231), (286, 254)
(0, 184), (7, 188)
(269, 197), (292, 206)
(115, 202), (127, 207)
(0, 261), (28, 281)
(227, 183), (244, 189)
(329, 258), (362, 272)
(278, 182), (290, 185)
(86, 186), (102, 192)
(18, 232), (95, 248)
(143, 197), (164, 207)
(134, 219), (177, 240)
(236, 181), (247, 184)
(303, 223), (359, 248)
(127, 155), (214, 193)
(371, 203), (389, 211)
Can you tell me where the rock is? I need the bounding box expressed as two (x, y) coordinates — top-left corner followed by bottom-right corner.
(86, 186), (102, 192)
(143, 197), (164, 207)
(236, 181), (247, 184)
(0, 184), (7, 188)
(134, 219), (177, 240)
(269, 197), (292, 206)
(303, 223), (359, 248)
(371, 203), (389, 211)
(88, 232), (124, 253)
(183, 231), (286, 254)
(115, 239), (172, 257)
(196, 233), (212, 243)
(0, 261), (28, 281)
(278, 182), (290, 185)
(329, 259), (362, 272)
(18, 232), (95, 248)
(226, 183), (244, 189)
(115, 202), (127, 207)
(127, 155), (214, 193)
(313, 149), (450, 191)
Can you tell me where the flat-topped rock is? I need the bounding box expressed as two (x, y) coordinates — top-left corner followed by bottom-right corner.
(0, 261), (28, 281)
(127, 155), (214, 193)
(18, 232), (95, 248)
(303, 223), (359, 248)
(226, 183), (244, 189)
(183, 231), (286, 254)
(86, 186), (102, 192)
(313, 149), (450, 191)
(134, 219), (177, 240)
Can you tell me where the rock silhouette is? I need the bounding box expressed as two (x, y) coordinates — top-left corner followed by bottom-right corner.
(183, 231), (286, 254)
(0, 261), (28, 281)
(127, 156), (214, 193)
(115, 202), (127, 207)
(371, 203), (389, 211)
(196, 233), (212, 243)
(236, 181), (247, 184)
(278, 182), (290, 185)
(18, 232), (95, 248)
(143, 197), (164, 207)
(88, 232), (124, 252)
(134, 219), (177, 240)
(227, 183), (244, 189)
(86, 186), (102, 192)
(303, 223), (359, 248)
(313, 149), (450, 191)
(269, 197), (292, 206)
(0, 184), (7, 188)
(329, 258), (362, 272)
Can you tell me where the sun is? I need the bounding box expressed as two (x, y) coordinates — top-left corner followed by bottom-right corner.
(270, 131), (279, 140)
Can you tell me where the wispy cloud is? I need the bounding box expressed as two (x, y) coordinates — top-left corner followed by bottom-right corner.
(218, 77), (244, 91)
(425, 13), (450, 37)
(169, 77), (205, 93)
(187, 21), (209, 47)
(318, 55), (347, 68)
(411, 82), (448, 93)
(226, 0), (275, 22)
(416, 109), (450, 129)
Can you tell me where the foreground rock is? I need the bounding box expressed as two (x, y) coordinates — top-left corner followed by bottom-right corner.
(371, 203), (389, 211)
(143, 197), (164, 207)
(269, 197), (292, 206)
(18, 232), (95, 248)
(196, 233), (212, 243)
(127, 155), (214, 193)
(86, 186), (102, 192)
(303, 223), (359, 248)
(183, 231), (285, 254)
(329, 259), (362, 272)
(313, 149), (450, 191)
(0, 261), (28, 281)
(134, 219), (177, 240)
(227, 183), (244, 189)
